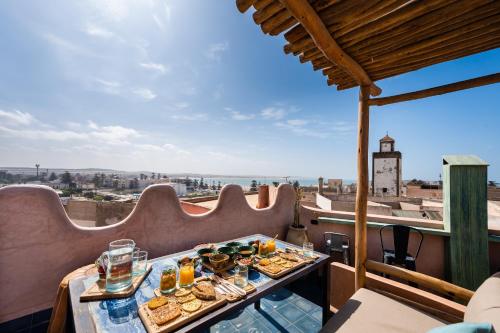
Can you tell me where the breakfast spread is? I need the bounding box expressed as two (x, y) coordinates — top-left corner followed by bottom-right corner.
(134, 238), (319, 332)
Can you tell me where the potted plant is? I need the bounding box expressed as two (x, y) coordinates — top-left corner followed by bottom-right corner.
(286, 185), (309, 246)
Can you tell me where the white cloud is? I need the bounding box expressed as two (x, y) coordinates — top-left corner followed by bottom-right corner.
(89, 124), (141, 143)
(140, 62), (169, 74)
(287, 119), (308, 126)
(275, 120), (329, 139)
(164, 4), (171, 22)
(173, 102), (190, 109)
(85, 24), (114, 38)
(42, 33), (98, 58)
(332, 121), (356, 133)
(171, 113), (207, 121)
(132, 88), (156, 100)
(163, 143), (191, 156)
(94, 78), (121, 95)
(260, 107), (286, 120)
(204, 42), (229, 61)
(0, 126), (88, 141)
(0, 110), (36, 126)
(153, 14), (165, 31)
(226, 108), (254, 121)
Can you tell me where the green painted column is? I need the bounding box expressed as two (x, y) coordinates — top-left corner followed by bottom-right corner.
(443, 155), (489, 290)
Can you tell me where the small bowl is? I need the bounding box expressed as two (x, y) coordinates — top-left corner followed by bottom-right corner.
(217, 246), (236, 258)
(209, 253), (230, 270)
(237, 256), (254, 268)
(248, 240), (260, 249)
(226, 241), (243, 250)
(237, 245), (256, 257)
(176, 256), (201, 269)
(197, 248), (217, 263)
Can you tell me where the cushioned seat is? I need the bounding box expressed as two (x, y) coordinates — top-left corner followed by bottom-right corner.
(321, 288), (448, 333)
(464, 272), (500, 330)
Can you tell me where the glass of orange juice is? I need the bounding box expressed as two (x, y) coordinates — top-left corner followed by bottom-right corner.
(266, 239), (276, 255)
(179, 262), (194, 288)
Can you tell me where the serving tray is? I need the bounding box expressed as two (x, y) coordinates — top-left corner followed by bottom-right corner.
(140, 280), (226, 333)
(80, 264), (152, 301)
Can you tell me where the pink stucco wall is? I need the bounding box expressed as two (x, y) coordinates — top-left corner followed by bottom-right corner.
(0, 183), (295, 323)
(301, 206), (447, 279)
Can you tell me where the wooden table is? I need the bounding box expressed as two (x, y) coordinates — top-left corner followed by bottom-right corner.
(69, 234), (331, 332)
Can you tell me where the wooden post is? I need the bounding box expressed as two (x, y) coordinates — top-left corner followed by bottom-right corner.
(355, 85), (370, 291)
(257, 185), (270, 208)
(442, 155), (489, 290)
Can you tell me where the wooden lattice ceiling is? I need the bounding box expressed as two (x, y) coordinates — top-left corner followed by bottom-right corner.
(236, 0), (500, 96)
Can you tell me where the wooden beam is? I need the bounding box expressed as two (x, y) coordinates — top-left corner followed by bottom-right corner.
(369, 73), (500, 106)
(355, 85), (370, 290)
(278, 0), (381, 96)
(366, 260), (474, 302)
(236, 0), (256, 13)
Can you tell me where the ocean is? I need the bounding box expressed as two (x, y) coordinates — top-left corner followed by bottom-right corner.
(187, 177), (354, 190)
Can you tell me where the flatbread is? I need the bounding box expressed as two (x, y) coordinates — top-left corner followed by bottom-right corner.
(176, 293), (196, 304)
(279, 253), (299, 262)
(148, 296), (168, 310)
(151, 303), (181, 325)
(269, 256), (281, 263)
(182, 299), (202, 313)
(174, 288), (191, 297)
(265, 263), (283, 274)
(192, 282), (216, 300)
(280, 262), (293, 268)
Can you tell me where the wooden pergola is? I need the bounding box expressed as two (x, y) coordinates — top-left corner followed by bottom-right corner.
(234, 0), (500, 291)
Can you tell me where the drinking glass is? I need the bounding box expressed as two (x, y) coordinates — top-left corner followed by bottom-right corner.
(132, 250), (148, 276)
(303, 241), (314, 258)
(258, 241), (268, 258)
(105, 239), (135, 292)
(179, 262), (194, 288)
(266, 239), (276, 255)
(234, 265), (248, 288)
(160, 265), (177, 294)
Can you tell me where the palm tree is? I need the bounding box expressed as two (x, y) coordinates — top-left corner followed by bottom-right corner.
(35, 164), (40, 178)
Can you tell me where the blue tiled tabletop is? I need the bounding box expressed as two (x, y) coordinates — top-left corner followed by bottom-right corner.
(69, 234), (329, 333)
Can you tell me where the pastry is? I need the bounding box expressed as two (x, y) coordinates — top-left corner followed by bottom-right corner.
(259, 258), (271, 266)
(266, 263), (283, 274)
(175, 288), (191, 297)
(192, 282), (216, 301)
(148, 296), (168, 310)
(279, 253), (299, 262)
(280, 262), (293, 268)
(176, 293), (196, 304)
(269, 256), (281, 263)
(182, 299), (202, 313)
(151, 303), (181, 325)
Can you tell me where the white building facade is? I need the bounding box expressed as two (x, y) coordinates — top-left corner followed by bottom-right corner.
(372, 135), (402, 196)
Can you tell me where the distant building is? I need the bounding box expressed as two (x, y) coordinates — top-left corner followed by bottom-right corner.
(327, 179), (343, 193)
(372, 134), (402, 196)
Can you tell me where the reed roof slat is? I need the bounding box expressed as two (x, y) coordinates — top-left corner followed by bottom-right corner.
(235, 0), (500, 91)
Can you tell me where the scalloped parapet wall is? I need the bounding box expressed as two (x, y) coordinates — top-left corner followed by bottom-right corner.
(0, 183), (294, 323)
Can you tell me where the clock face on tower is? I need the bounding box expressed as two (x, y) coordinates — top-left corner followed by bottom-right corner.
(381, 142), (392, 152)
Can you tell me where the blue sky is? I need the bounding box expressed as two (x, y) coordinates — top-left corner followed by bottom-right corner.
(0, 0), (498, 180)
